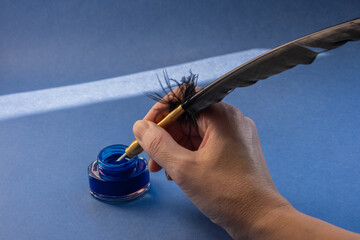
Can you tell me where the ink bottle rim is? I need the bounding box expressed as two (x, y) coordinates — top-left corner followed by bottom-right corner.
(97, 145), (138, 180)
(88, 144), (150, 203)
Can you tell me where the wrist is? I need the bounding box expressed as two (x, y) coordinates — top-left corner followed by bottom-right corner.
(247, 203), (297, 240)
(218, 187), (291, 240)
(248, 204), (360, 240)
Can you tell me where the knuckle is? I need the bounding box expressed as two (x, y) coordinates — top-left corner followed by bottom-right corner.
(224, 103), (245, 121)
(147, 134), (164, 154)
(245, 117), (256, 127)
(244, 116), (258, 134)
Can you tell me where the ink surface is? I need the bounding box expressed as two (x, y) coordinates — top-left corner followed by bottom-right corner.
(88, 144), (150, 202)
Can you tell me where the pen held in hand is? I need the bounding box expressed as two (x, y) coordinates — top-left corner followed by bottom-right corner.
(119, 18), (360, 161)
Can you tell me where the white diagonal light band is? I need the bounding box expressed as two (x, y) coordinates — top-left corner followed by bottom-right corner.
(0, 49), (269, 121)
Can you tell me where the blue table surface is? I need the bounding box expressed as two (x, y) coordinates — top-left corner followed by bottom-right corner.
(0, 1), (359, 239)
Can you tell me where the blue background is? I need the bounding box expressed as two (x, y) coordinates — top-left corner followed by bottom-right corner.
(0, 0), (359, 239)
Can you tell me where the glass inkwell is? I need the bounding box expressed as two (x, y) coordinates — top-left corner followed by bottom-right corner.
(88, 144), (150, 202)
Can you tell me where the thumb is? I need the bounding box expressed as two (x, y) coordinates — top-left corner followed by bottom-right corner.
(133, 120), (191, 174)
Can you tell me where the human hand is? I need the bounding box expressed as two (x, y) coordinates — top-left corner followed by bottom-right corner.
(133, 100), (289, 239)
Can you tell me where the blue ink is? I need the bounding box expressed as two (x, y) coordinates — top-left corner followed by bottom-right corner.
(88, 144), (150, 202)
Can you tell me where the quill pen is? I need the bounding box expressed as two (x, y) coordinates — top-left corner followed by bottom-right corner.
(117, 17), (360, 161)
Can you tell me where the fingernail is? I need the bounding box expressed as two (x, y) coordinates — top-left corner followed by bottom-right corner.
(133, 120), (149, 142)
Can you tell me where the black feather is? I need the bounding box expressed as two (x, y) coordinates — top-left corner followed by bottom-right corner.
(182, 18), (360, 115)
(147, 18), (360, 133)
(146, 70), (199, 127)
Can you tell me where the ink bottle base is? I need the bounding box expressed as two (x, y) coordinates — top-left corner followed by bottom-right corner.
(88, 144), (150, 203)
